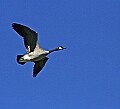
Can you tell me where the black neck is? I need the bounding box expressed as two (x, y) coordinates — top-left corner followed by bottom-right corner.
(49, 48), (60, 53)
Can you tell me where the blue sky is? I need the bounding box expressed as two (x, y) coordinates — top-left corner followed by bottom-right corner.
(0, 0), (120, 109)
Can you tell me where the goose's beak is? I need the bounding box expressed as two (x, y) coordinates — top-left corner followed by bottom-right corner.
(61, 46), (66, 49)
(63, 47), (66, 49)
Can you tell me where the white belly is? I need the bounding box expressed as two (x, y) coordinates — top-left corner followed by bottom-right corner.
(21, 51), (49, 62)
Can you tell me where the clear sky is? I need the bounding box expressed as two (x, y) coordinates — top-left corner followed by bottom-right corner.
(0, 0), (120, 109)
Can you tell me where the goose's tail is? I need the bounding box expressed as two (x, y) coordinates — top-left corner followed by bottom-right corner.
(17, 55), (26, 65)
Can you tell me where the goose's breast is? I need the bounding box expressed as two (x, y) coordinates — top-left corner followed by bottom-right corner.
(29, 50), (49, 62)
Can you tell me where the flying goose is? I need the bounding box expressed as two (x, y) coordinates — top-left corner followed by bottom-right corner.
(12, 23), (66, 77)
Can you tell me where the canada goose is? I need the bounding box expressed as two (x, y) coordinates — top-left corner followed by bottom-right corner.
(12, 23), (66, 77)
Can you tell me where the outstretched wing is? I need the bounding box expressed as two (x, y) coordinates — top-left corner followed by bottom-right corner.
(33, 57), (49, 77)
(12, 23), (38, 53)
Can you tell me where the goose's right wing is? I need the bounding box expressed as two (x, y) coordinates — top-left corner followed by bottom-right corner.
(12, 23), (38, 53)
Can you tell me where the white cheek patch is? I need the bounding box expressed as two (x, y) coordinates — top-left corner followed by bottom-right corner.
(58, 47), (63, 50)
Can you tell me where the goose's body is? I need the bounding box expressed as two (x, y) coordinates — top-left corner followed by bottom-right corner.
(19, 48), (49, 62)
(12, 23), (66, 77)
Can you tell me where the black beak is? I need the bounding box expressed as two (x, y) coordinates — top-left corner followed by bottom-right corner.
(60, 46), (67, 49)
(63, 47), (66, 49)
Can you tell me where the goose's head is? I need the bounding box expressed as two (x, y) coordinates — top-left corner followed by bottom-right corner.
(58, 46), (66, 50)
(49, 46), (66, 53)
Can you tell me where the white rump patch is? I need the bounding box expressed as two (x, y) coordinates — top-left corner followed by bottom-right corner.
(24, 54), (31, 60)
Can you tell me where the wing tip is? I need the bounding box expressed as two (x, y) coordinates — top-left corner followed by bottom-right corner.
(33, 74), (37, 78)
(12, 23), (17, 28)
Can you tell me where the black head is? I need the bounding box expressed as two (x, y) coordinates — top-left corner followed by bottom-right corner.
(58, 46), (66, 50)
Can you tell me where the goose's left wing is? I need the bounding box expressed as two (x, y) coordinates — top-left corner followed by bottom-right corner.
(33, 57), (49, 77)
